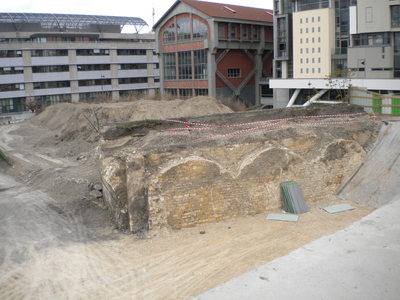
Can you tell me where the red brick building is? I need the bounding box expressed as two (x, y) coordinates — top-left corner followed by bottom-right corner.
(154, 0), (273, 106)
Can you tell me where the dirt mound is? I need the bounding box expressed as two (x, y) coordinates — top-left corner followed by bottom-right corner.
(30, 97), (232, 142)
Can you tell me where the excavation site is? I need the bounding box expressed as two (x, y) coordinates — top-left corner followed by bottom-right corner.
(1, 98), (399, 299)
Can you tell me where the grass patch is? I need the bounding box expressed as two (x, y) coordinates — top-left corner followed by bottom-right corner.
(0, 149), (12, 166)
(117, 119), (165, 130)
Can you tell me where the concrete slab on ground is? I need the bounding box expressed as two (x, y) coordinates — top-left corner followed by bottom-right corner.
(193, 198), (400, 300)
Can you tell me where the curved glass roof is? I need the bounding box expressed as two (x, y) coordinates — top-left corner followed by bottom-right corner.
(0, 12), (147, 30)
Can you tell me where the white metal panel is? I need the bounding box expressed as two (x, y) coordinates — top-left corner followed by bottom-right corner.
(0, 90), (26, 99)
(76, 56), (112, 64)
(350, 6), (357, 34)
(32, 72), (70, 82)
(33, 87), (71, 96)
(77, 71), (112, 80)
(116, 56), (149, 64)
(78, 85), (112, 93)
(0, 57), (23, 67)
(117, 69), (148, 78)
(118, 83), (149, 90)
(0, 74), (24, 84)
(31, 56), (70, 65)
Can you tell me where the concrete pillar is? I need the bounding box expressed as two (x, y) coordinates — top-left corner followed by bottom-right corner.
(22, 50), (33, 97)
(274, 88), (291, 108)
(209, 50), (217, 98)
(68, 49), (79, 103)
(282, 60), (288, 79)
(254, 51), (263, 106)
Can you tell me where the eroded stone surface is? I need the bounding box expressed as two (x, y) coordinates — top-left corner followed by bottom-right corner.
(98, 105), (380, 233)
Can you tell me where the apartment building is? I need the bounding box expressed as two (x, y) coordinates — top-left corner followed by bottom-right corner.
(271, 0), (400, 108)
(153, 0), (274, 106)
(0, 13), (160, 116)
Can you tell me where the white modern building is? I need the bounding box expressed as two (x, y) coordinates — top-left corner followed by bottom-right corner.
(271, 0), (400, 110)
(0, 13), (160, 116)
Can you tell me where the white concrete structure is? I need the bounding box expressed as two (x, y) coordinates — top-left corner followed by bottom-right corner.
(271, 0), (400, 110)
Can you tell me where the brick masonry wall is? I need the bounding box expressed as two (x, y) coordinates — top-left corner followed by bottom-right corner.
(100, 122), (376, 233)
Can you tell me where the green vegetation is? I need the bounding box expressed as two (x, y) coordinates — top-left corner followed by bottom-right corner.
(0, 149), (12, 166)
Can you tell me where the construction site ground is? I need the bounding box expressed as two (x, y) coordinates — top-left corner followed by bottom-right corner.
(0, 99), (398, 299)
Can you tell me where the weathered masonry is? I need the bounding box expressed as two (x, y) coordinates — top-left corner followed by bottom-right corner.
(99, 105), (379, 233)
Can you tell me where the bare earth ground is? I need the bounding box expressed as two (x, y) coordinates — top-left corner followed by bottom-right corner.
(0, 100), (379, 299)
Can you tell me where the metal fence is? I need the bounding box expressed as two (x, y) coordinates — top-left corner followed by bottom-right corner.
(349, 87), (400, 115)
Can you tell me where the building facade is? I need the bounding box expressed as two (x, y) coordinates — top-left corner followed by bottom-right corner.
(0, 13), (160, 115)
(154, 0), (273, 106)
(271, 0), (400, 108)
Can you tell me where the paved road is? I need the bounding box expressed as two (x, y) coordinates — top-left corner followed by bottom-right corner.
(194, 197), (400, 300)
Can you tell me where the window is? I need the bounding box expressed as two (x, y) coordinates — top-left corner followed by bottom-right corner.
(195, 89), (208, 96)
(306, 28), (309, 33)
(300, 68), (303, 74)
(164, 53), (176, 80)
(318, 57), (321, 63)
(0, 98), (26, 113)
(32, 65), (69, 73)
(312, 58), (315, 63)
(306, 38), (309, 43)
(318, 16), (321, 22)
(306, 68), (309, 74)
(228, 68), (241, 78)
(0, 50), (23, 57)
(77, 49), (109, 56)
(194, 49), (207, 79)
(306, 48), (309, 53)
(300, 58), (303, 64)
(218, 23), (227, 40)
(312, 68), (315, 73)
(33, 81), (69, 89)
(119, 64), (147, 70)
(318, 27), (321, 32)
(230, 23), (238, 39)
(77, 64), (110, 71)
(312, 17), (314, 22)
(0, 66), (23, 74)
(117, 49), (145, 56)
(193, 19), (208, 39)
(163, 23), (175, 43)
(177, 18), (191, 41)
(34, 94), (71, 106)
(0, 83), (24, 92)
(300, 38), (303, 44)
(312, 48), (315, 53)
(118, 77), (147, 84)
(306, 18), (308, 23)
(300, 48), (303, 54)
(252, 25), (260, 40)
(312, 37), (315, 43)
(164, 88), (178, 97)
(31, 49), (67, 57)
(312, 27), (315, 33)
(179, 88), (192, 98)
(392, 6), (400, 27)
(79, 78), (111, 87)
(318, 37), (321, 42)
(318, 47), (321, 53)
(306, 58), (309, 63)
(178, 51), (192, 80)
(318, 68), (321, 73)
(300, 28), (303, 34)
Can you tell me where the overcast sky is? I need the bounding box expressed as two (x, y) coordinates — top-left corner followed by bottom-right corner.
(1, 0), (273, 32)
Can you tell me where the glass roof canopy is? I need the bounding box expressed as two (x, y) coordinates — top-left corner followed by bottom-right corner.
(0, 12), (148, 32)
